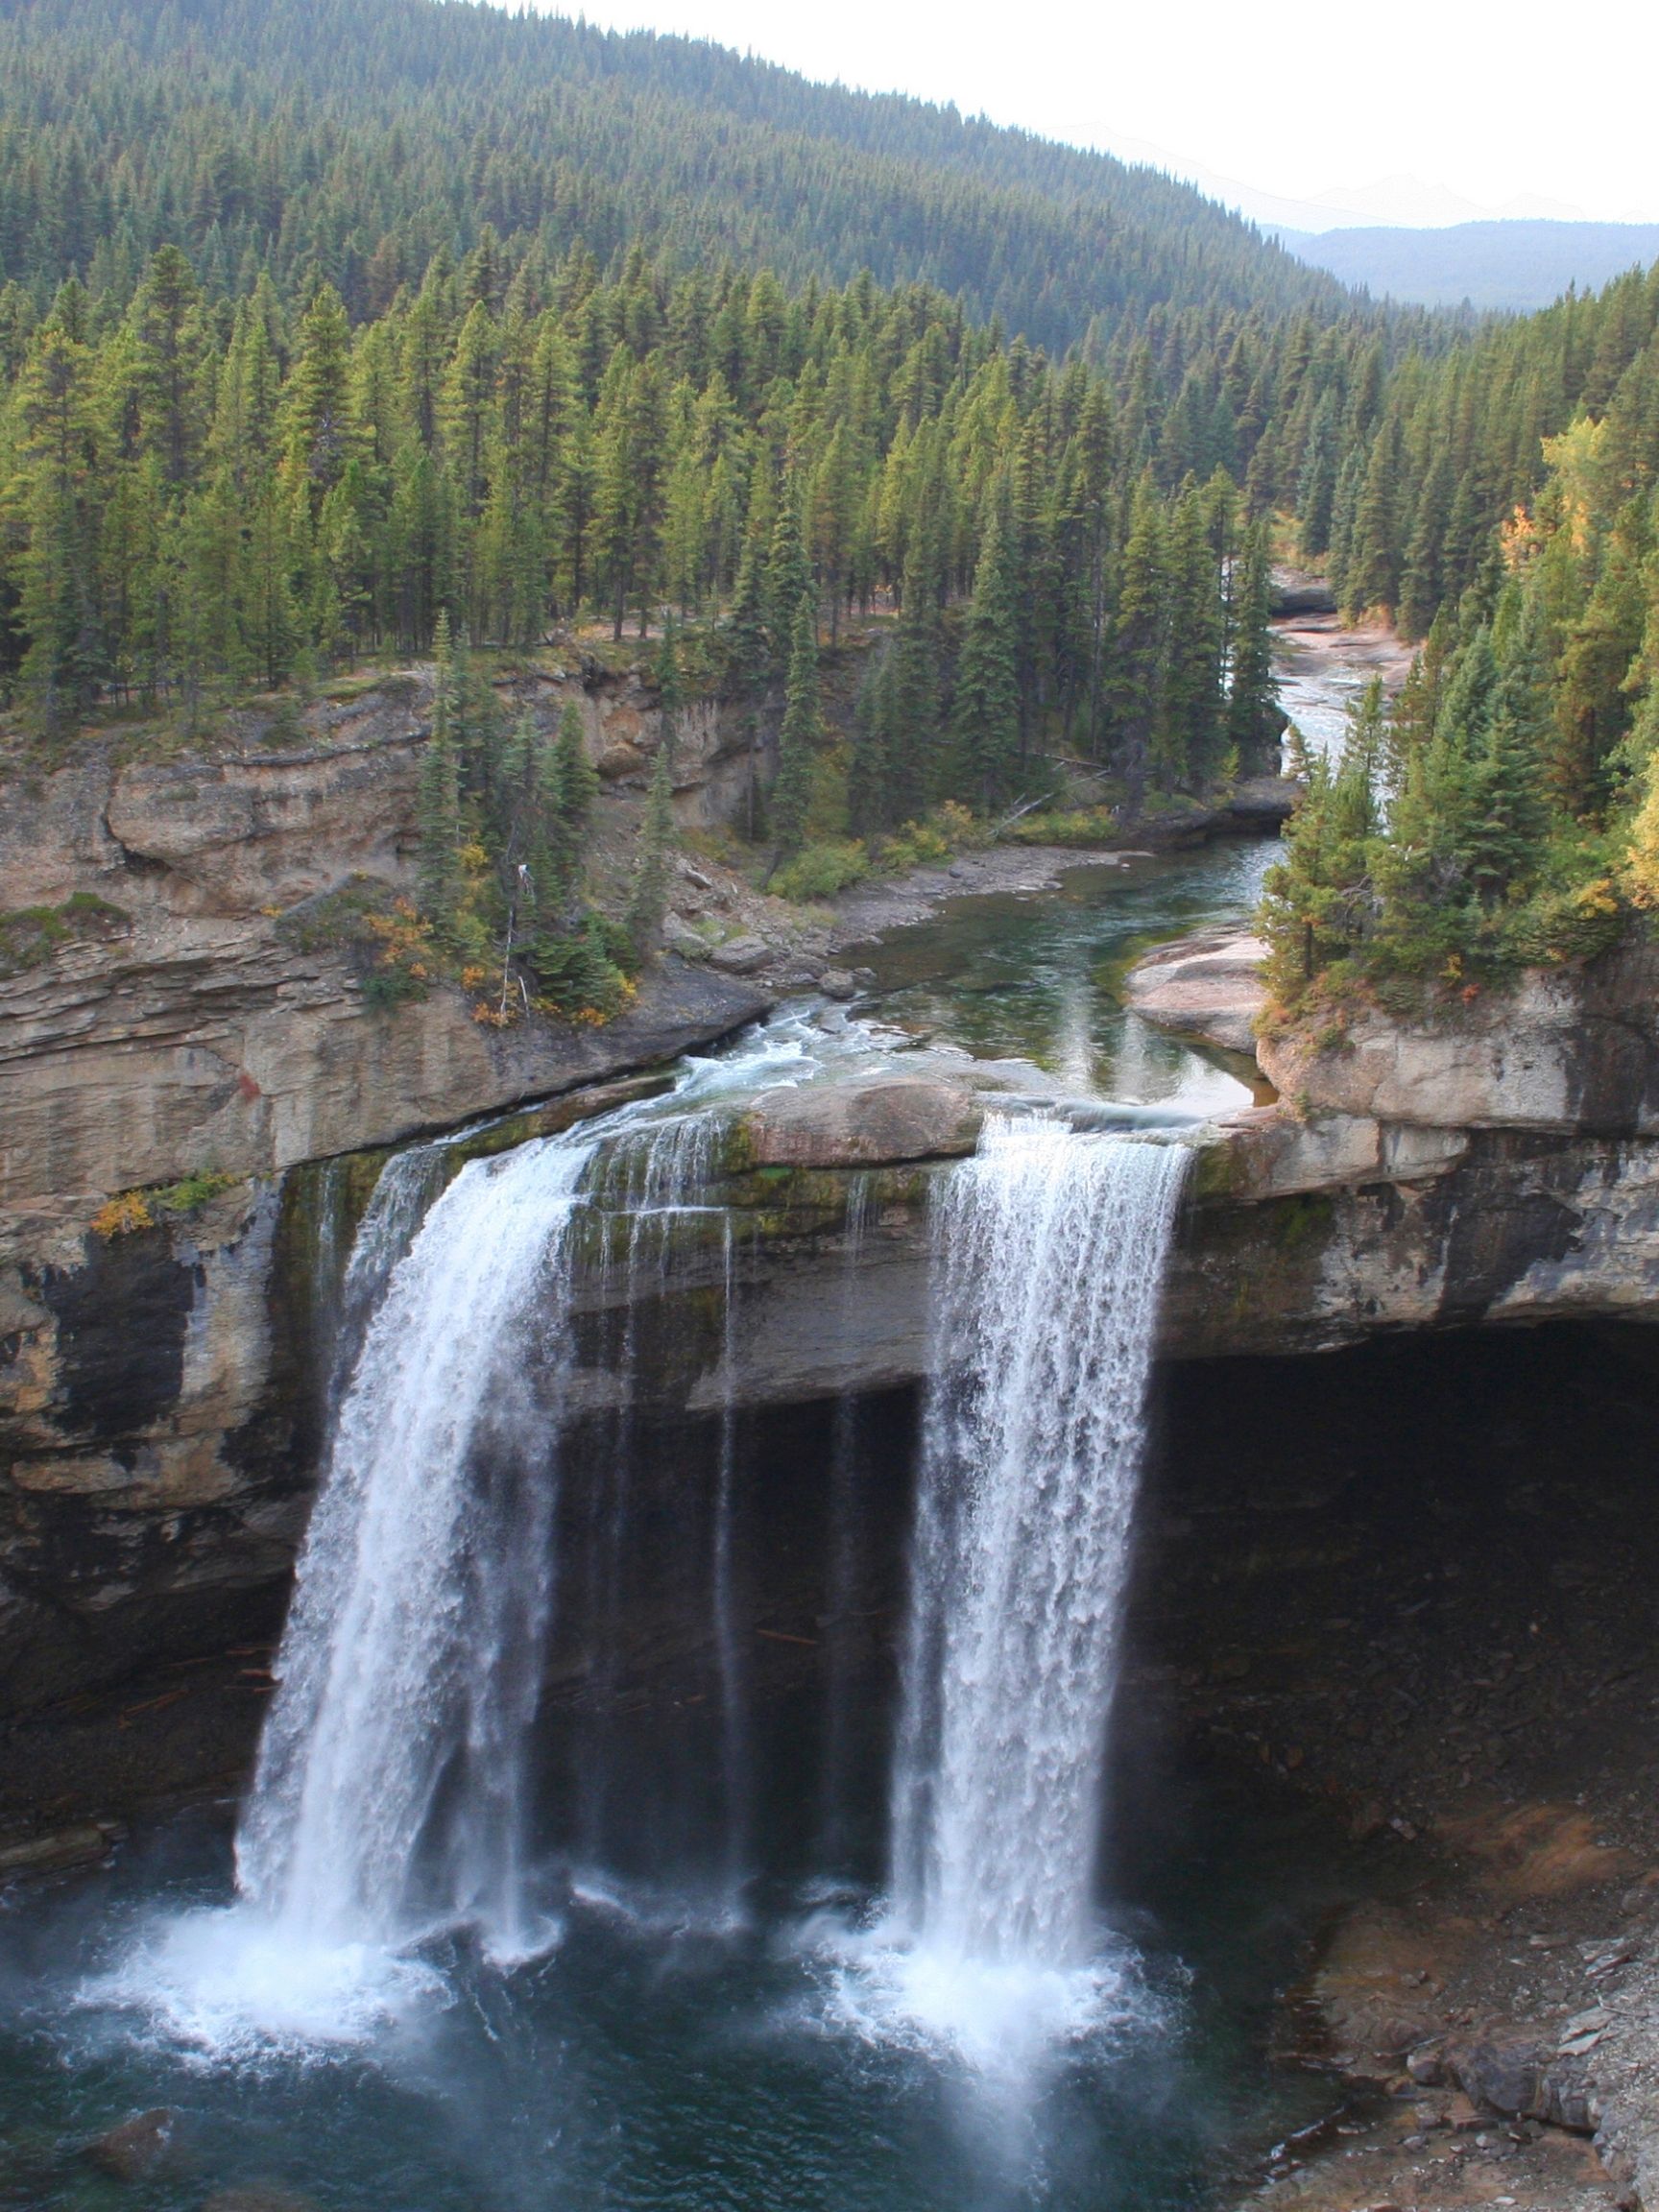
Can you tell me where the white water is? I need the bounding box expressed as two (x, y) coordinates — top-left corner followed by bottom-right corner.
(93, 1021), (887, 2054)
(866, 1115), (1188, 2057)
(238, 1135), (596, 1960)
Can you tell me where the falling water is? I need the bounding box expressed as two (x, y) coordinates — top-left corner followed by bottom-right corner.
(887, 1116), (1189, 2003)
(818, 1175), (873, 1870)
(236, 1133), (597, 1960)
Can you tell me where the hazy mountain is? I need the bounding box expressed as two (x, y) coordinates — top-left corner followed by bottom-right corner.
(1277, 221), (1659, 311)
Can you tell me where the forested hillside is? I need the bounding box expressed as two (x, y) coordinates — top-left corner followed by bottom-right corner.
(0, 0), (1352, 351)
(0, 246), (1284, 821)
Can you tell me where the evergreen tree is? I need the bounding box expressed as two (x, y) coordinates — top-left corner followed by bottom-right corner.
(626, 741), (677, 954)
(656, 609), (684, 767)
(951, 491), (1022, 806)
(542, 697), (600, 908)
(417, 611), (465, 940)
(1226, 522), (1280, 775)
(849, 649), (894, 835)
(771, 589), (823, 854)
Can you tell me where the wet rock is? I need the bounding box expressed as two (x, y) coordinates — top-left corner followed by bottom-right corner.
(0, 1821), (121, 1880)
(741, 1075), (982, 1168)
(86, 2109), (178, 2180)
(818, 969), (858, 1000)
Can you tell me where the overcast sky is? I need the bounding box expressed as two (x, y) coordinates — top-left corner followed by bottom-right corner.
(517, 0), (1659, 230)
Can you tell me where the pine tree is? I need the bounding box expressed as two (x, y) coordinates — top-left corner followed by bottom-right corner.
(764, 487), (812, 676)
(1157, 479), (1224, 792)
(771, 590), (823, 854)
(626, 741), (677, 954)
(1226, 520), (1280, 774)
(656, 610), (683, 768)
(885, 527), (944, 824)
(1296, 389), (1339, 560)
(542, 698), (599, 910)
(849, 649), (894, 836)
(1108, 478), (1167, 809)
(417, 611), (465, 939)
(950, 492), (1022, 807)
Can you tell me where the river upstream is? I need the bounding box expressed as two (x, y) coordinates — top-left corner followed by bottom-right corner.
(12, 628), (1639, 2212)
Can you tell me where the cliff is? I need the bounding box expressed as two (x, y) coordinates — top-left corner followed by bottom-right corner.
(0, 660), (807, 1745)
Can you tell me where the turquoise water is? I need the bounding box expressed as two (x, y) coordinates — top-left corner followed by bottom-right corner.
(0, 1747), (1362, 2212)
(847, 839), (1274, 1115)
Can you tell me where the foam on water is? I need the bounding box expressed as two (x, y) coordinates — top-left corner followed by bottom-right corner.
(76, 1904), (450, 2068)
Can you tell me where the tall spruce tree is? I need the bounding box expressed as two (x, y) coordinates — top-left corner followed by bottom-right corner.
(951, 492), (1022, 806)
(771, 589), (823, 854)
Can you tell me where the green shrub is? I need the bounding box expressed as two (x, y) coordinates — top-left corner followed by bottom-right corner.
(773, 840), (871, 901)
(1004, 806), (1121, 848)
(0, 893), (130, 977)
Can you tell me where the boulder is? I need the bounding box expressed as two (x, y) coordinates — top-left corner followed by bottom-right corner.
(1449, 2027), (1598, 2132)
(1125, 928), (1268, 1054)
(742, 1074), (983, 1167)
(86, 2109), (178, 2181)
(709, 935), (772, 975)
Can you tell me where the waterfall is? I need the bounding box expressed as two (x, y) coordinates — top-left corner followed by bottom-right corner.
(888, 1116), (1188, 1985)
(818, 1175), (873, 1871)
(236, 1132), (597, 1960)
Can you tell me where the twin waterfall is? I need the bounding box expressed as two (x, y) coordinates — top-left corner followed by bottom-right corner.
(231, 1081), (1189, 2039)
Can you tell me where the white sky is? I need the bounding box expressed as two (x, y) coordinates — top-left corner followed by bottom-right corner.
(515, 0), (1659, 229)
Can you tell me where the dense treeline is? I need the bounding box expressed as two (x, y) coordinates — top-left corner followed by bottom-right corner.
(1265, 259), (1659, 1006)
(0, 241), (1284, 834)
(1292, 262), (1659, 638)
(0, 0), (1358, 355)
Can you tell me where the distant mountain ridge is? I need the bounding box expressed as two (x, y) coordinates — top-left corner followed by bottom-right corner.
(1278, 221), (1659, 312)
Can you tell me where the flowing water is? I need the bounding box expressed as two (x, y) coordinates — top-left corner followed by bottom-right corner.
(845, 837), (1272, 1110)
(0, 705), (1382, 2207)
(878, 1122), (1189, 2063)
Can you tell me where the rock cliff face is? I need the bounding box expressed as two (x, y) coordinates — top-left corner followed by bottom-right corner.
(0, 664), (787, 1744)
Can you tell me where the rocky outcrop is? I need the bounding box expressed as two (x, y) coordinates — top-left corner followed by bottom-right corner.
(1257, 943), (1659, 1135)
(1124, 927), (1268, 1054)
(0, 920), (767, 1206)
(1269, 565), (1336, 617)
(0, 665), (795, 1746)
(740, 1073), (983, 1166)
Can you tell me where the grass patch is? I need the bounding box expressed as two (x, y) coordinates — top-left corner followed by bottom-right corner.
(0, 892), (131, 977)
